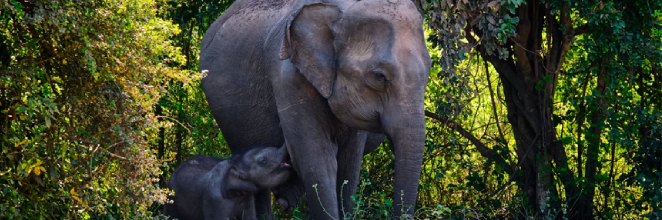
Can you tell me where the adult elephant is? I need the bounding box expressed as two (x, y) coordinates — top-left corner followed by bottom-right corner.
(199, 0), (431, 219)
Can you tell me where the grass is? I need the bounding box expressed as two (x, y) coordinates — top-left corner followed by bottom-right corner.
(272, 180), (579, 220)
(274, 180), (481, 220)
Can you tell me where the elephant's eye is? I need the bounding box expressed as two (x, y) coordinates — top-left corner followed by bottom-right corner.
(367, 69), (390, 91)
(374, 71), (387, 83)
(259, 158), (267, 166)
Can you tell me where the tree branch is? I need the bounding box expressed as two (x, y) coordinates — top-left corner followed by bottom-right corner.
(478, 167), (517, 205)
(484, 59), (507, 145)
(425, 110), (515, 175)
(465, 25), (528, 94)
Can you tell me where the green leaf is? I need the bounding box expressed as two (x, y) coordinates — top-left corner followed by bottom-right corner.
(45, 116), (51, 128)
(27, 38), (39, 49)
(542, 75), (552, 83)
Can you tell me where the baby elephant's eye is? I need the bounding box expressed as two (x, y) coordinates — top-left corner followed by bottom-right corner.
(259, 158), (267, 166)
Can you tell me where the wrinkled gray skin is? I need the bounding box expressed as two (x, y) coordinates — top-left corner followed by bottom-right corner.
(164, 146), (291, 220)
(200, 0), (430, 219)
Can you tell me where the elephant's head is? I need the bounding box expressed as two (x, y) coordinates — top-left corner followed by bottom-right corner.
(223, 146), (292, 198)
(280, 0), (430, 214)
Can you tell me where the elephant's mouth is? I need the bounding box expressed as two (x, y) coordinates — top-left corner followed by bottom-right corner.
(352, 116), (384, 134)
(280, 154), (292, 169)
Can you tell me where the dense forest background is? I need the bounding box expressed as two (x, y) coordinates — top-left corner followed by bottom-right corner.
(1, 0), (661, 219)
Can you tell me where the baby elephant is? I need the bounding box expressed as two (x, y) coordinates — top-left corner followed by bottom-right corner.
(164, 145), (292, 220)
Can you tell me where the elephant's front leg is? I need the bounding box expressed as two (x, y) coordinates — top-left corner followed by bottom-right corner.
(275, 96), (340, 220)
(335, 128), (368, 217)
(273, 61), (341, 220)
(282, 130), (339, 220)
(275, 101), (340, 220)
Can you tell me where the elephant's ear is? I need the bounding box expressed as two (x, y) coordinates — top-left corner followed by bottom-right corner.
(221, 165), (259, 199)
(279, 3), (341, 98)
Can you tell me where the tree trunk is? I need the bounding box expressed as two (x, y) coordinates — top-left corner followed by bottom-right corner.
(575, 78), (589, 179)
(155, 102), (166, 187)
(468, 0), (580, 216)
(499, 67), (554, 216)
(174, 86), (184, 165)
(156, 103), (165, 160)
(476, 46), (556, 217)
(579, 61), (607, 219)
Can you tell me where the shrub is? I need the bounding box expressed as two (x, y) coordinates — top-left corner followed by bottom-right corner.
(0, 0), (189, 218)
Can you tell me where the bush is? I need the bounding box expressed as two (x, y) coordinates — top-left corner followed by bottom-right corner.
(0, 0), (189, 218)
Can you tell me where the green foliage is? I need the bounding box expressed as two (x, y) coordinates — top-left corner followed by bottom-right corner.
(421, 0), (662, 218)
(148, 0), (235, 193)
(558, 2), (662, 218)
(0, 0), (189, 218)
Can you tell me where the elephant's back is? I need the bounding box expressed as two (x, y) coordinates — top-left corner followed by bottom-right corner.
(169, 156), (222, 190)
(200, 0), (292, 56)
(199, 0), (294, 151)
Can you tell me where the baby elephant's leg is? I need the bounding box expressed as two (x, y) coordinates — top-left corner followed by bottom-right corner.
(254, 189), (273, 220)
(272, 175), (306, 213)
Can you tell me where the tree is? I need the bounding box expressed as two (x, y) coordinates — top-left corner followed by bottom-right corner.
(419, 0), (662, 218)
(0, 0), (188, 218)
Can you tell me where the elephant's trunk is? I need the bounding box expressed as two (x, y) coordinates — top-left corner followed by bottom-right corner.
(382, 102), (425, 216)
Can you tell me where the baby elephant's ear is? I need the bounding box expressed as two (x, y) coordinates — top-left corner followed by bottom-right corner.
(221, 166), (260, 199)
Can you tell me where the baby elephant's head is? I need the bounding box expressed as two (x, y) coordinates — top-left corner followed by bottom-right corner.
(231, 145), (292, 189)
